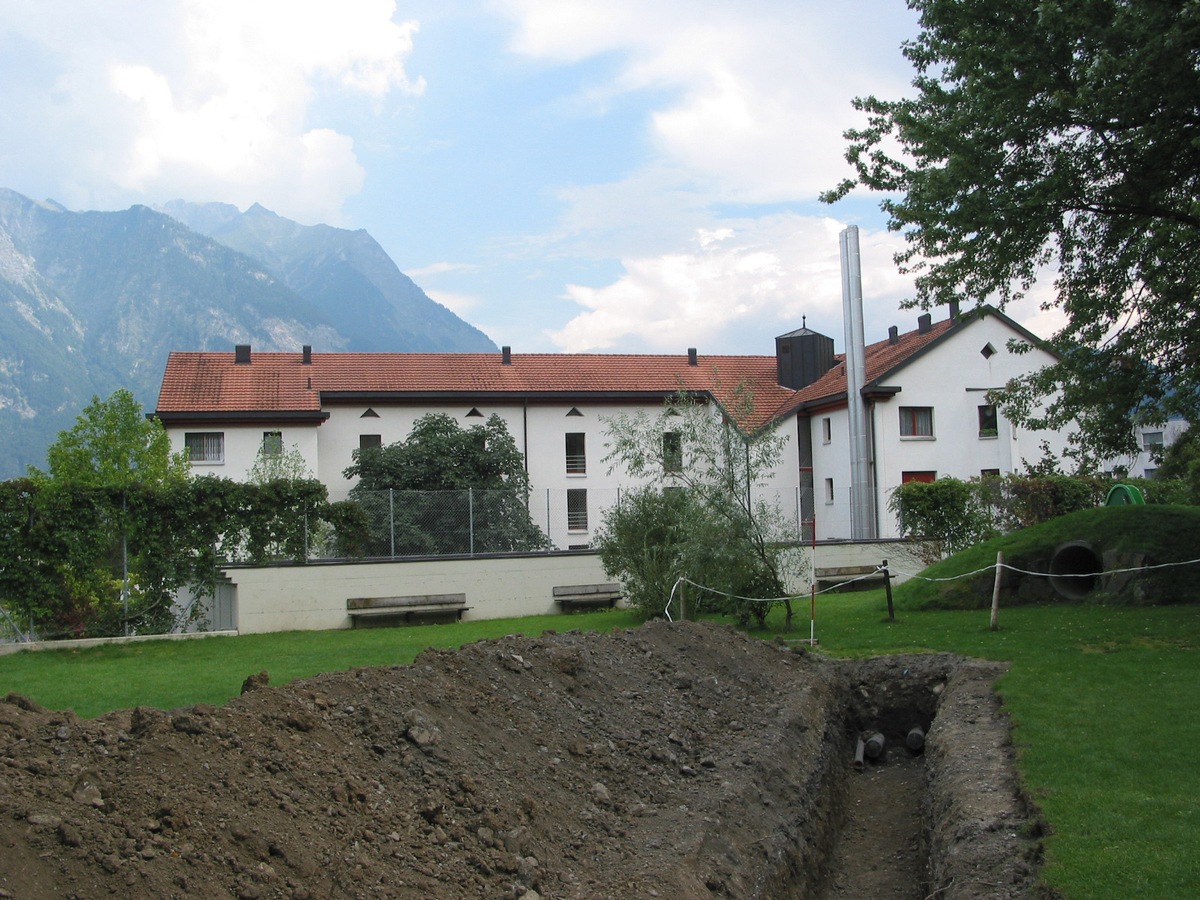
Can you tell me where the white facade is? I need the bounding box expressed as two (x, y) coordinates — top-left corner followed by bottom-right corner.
(168, 397), (802, 550)
(160, 309), (1071, 549)
(1100, 417), (1190, 480)
(804, 313), (1072, 540)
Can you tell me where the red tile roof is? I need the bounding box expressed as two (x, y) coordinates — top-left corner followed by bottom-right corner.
(155, 315), (965, 432)
(783, 317), (956, 411)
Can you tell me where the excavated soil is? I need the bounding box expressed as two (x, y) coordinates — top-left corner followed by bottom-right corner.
(0, 621), (1047, 898)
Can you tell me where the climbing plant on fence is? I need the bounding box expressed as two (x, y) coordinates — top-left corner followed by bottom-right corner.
(0, 477), (332, 641)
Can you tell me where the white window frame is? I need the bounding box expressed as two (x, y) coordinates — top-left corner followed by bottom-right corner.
(185, 432), (225, 464)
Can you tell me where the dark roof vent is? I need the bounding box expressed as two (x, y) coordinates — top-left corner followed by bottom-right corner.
(775, 324), (835, 390)
(688, 348), (698, 366)
(918, 313), (932, 334)
(888, 325), (899, 344)
(502, 346), (511, 365)
(302, 345), (312, 365)
(949, 300), (961, 321)
(235, 344), (251, 365)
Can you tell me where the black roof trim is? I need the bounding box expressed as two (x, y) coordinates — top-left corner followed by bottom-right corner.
(153, 410), (330, 425)
(318, 390), (711, 404)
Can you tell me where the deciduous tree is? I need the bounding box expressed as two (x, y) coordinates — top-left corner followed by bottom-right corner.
(823, 0), (1200, 464)
(343, 413), (548, 554)
(31, 388), (189, 486)
(600, 390), (802, 628)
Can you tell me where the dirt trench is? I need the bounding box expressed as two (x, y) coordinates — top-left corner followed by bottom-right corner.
(0, 621), (1046, 898)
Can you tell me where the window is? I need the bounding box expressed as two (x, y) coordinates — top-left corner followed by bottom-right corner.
(662, 431), (683, 473)
(1144, 468), (1158, 479)
(1142, 431), (1164, 451)
(821, 417), (832, 444)
(359, 434), (382, 452)
(184, 432), (224, 464)
(902, 471), (936, 484)
(567, 488), (588, 531)
(565, 432), (586, 474)
(978, 404), (998, 438)
(262, 431), (283, 457)
(824, 478), (834, 504)
(899, 406), (934, 438)
(981, 468), (1001, 478)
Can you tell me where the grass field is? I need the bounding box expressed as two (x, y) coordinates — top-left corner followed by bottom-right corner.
(2, 596), (1198, 898)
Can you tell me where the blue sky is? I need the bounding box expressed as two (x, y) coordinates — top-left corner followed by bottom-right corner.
(0, 0), (1061, 356)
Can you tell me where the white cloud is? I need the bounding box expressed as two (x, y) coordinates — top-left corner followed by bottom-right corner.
(495, 0), (919, 201)
(2, 0), (423, 222)
(546, 216), (1067, 356)
(547, 215), (918, 353)
(423, 288), (483, 316)
(407, 261), (482, 278)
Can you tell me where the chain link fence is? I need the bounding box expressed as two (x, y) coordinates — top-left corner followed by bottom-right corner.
(314, 486), (816, 560)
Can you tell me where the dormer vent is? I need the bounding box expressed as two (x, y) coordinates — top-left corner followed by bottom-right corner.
(775, 324), (835, 390)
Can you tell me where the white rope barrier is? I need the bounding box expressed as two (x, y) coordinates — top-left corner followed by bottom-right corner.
(888, 556), (1200, 583)
(662, 555), (1200, 623)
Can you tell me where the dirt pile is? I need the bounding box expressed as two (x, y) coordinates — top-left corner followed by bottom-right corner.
(0, 621), (1045, 898)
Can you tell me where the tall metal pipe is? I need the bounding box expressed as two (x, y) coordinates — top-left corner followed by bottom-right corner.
(839, 226), (875, 539)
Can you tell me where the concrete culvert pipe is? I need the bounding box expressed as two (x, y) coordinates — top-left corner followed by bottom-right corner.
(1049, 541), (1102, 600)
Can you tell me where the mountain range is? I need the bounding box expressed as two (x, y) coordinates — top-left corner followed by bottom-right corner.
(0, 189), (496, 480)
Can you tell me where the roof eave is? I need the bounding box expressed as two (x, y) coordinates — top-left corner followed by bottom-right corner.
(153, 410), (330, 425)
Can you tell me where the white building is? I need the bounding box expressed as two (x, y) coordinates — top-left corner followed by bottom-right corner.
(1100, 416), (1190, 480)
(154, 306), (1070, 546)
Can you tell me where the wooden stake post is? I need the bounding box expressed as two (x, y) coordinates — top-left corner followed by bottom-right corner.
(882, 559), (894, 622)
(990, 551), (1004, 631)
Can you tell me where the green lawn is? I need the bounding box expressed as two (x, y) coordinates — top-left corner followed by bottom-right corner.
(2, 597), (1198, 898)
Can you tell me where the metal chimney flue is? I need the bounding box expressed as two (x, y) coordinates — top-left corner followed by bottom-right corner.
(501, 346), (512, 365)
(235, 344), (251, 365)
(302, 345), (312, 365)
(688, 348), (698, 366)
(839, 226), (877, 539)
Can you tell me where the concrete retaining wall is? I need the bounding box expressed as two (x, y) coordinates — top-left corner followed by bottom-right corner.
(223, 552), (615, 635)
(221, 540), (927, 635)
(809, 540), (930, 583)
(2, 540), (933, 651)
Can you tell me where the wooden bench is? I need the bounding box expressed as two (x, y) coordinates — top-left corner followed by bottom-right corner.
(553, 583), (623, 612)
(814, 564), (890, 593)
(346, 593), (469, 627)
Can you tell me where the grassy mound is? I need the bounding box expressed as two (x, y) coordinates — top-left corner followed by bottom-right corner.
(894, 505), (1200, 610)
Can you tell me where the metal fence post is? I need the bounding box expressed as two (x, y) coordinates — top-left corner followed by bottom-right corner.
(469, 488), (475, 557)
(389, 488), (396, 558)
